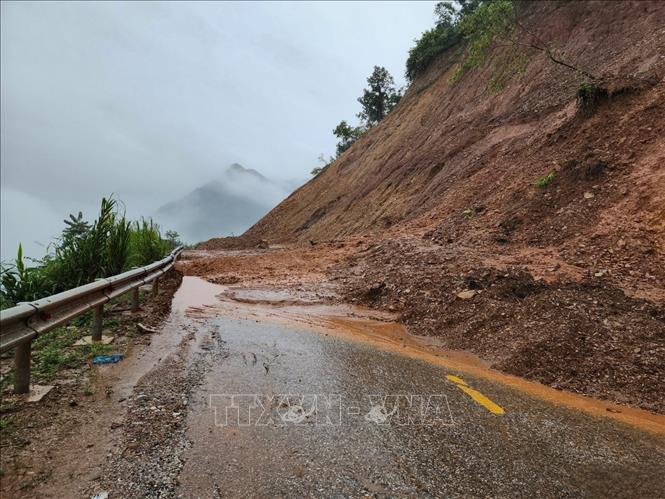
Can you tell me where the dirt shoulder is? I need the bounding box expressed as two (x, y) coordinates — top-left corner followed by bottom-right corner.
(0, 269), (182, 498)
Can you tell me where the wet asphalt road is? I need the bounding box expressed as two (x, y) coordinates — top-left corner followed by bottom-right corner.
(172, 290), (665, 498)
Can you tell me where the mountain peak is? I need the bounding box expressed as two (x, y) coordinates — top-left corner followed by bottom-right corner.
(226, 163), (267, 181)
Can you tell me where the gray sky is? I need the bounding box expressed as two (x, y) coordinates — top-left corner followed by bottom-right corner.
(1, 0), (437, 258)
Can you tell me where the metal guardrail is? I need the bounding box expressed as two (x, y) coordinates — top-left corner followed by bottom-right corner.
(0, 246), (183, 394)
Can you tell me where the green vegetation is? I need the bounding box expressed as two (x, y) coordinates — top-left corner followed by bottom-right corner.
(128, 218), (170, 267)
(312, 66), (401, 175)
(536, 171), (556, 188)
(576, 81), (608, 110)
(406, 0), (480, 81)
(333, 121), (365, 157)
(0, 321), (110, 393)
(407, 1), (595, 86)
(0, 289), (143, 392)
(356, 66), (402, 127)
(164, 230), (183, 249)
(0, 196), (174, 309)
(311, 153), (334, 176)
(406, 0), (516, 83)
(452, 0), (514, 80)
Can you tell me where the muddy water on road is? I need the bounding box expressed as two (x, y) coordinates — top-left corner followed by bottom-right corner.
(178, 277), (665, 435)
(169, 277), (664, 497)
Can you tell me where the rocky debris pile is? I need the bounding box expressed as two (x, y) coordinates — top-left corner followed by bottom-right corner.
(331, 237), (665, 413)
(196, 234), (264, 251)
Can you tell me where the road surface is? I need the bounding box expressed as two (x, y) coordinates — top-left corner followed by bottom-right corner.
(93, 276), (665, 498)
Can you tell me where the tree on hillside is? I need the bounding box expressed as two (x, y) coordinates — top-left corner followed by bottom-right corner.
(164, 230), (182, 248)
(433, 1), (455, 27)
(454, 0), (483, 18)
(311, 66), (401, 175)
(406, 1), (484, 82)
(356, 66), (402, 127)
(333, 120), (365, 157)
(407, 0), (596, 85)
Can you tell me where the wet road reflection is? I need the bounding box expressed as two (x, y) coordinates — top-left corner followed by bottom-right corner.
(171, 277), (665, 497)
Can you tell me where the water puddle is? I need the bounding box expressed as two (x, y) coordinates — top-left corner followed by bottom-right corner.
(173, 276), (226, 313)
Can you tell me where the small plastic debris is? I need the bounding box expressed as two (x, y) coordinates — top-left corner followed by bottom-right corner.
(92, 492), (109, 499)
(92, 354), (124, 365)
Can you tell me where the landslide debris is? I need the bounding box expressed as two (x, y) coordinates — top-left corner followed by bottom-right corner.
(331, 238), (665, 413)
(201, 2), (665, 413)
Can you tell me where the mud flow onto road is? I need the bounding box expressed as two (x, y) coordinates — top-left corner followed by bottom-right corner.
(163, 277), (665, 497)
(176, 277), (665, 435)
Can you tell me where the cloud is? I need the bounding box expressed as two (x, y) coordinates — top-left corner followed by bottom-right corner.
(1, 1), (437, 257)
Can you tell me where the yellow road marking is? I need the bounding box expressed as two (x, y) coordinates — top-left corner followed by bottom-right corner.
(446, 374), (505, 415)
(445, 375), (467, 386)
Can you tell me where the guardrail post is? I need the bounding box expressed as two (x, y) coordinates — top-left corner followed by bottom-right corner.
(152, 278), (159, 297)
(92, 305), (103, 342)
(131, 287), (140, 311)
(14, 341), (31, 394)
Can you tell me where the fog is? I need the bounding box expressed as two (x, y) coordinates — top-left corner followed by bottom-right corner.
(1, 1), (436, 259)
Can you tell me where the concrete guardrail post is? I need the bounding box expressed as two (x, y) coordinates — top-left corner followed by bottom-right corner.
(14, 341), (31, 394)
(131, 287), (140, 311)
(152, 278), (159, 297)
(92, 305), (103, 342)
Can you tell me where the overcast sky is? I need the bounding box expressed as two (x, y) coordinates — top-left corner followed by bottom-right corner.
(1, 0), (437, 258)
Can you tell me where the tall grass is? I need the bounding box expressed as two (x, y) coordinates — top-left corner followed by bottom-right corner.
(107, 214), (132, 276)
(128, 218), (170, 267)
(0, 196), (172, 309)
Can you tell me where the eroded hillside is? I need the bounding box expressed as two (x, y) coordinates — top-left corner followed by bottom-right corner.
(201, 1), (665, 411)
(244, 0), (664, 290)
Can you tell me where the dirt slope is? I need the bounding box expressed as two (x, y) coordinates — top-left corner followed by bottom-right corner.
(202, 1), (665, 412)
(240, 0), (664, 276)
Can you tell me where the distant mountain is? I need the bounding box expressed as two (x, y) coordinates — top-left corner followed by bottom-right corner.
(156, 164), (290, 243)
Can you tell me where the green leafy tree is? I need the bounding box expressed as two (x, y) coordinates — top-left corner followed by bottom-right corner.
(434, 1), (456, 27)
(454, 0), (516, 79)
(316, 67), (400, 170)
(62, 212), (91, 244)
(333, 121), (364, 157)
(356, 66), (402, 127)
(455, 0), (483, 17)
(164, 230), (182, 249)
(406, 1), (482, 81)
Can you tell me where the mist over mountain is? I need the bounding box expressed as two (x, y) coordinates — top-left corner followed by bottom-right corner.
(156, 164), (294, 244)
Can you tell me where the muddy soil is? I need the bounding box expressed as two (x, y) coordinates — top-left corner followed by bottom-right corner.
(200, 2), (665, 416)
(183, 242), (665, 415)
(331, 237), (665, 414)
